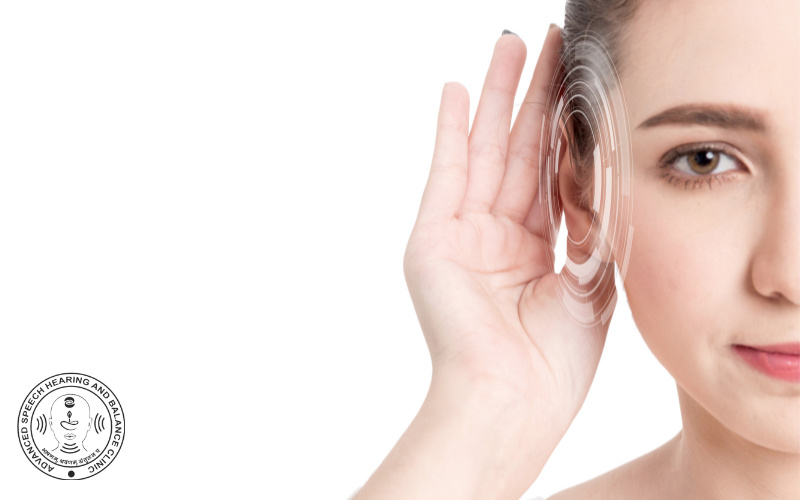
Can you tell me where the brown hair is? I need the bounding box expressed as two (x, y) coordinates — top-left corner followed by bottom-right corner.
(561, 0), (640, 209)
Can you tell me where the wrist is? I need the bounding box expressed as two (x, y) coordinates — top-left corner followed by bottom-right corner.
(428, 361), (536, 411)
(422, 366), (567, 493)
(361, 372), (552, 500)
(354, 365), (562, 500)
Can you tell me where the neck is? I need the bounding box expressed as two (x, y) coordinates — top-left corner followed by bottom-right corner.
(671, 384), (800, 500)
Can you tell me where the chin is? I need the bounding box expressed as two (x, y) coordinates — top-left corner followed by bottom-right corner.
(678, 367), (800, 455)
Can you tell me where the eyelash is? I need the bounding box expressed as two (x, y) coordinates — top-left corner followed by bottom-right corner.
(657, 142), (746, 190)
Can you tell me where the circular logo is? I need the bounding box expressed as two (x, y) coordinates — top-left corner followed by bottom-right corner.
(17, 373), (125, 480)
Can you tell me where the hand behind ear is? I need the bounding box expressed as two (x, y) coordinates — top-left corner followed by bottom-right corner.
(394, 28), (621, 500)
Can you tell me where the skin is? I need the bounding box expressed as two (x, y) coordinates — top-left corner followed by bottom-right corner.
(352, 1), (799, 499)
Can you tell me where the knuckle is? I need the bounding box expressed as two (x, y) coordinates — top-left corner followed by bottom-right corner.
(432, 159), (464, 177)
(506, 144), (540, 168)
(469, 142), (506, 165)
(438, 119), (469, 136)
(484, 82), (516, 99)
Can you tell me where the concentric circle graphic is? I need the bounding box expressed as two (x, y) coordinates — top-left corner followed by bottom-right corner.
(539, 32), (634, 327)
(17, 373), (125, 480)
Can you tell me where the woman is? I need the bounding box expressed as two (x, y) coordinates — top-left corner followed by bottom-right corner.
(353, 0), (799, 498)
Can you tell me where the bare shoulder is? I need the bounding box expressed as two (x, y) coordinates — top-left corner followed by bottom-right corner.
(545, 433), (680, 500)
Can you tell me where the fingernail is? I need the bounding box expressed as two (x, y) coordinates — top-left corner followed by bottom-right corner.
(502, 29), (517, 36)
(549, 23), (559, 32)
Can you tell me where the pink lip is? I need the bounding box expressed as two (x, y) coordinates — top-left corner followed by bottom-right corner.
(732, 344), (800, 382)
(740, 342), (800, 355)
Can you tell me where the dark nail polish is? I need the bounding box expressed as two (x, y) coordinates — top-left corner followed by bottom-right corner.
(502, 29), (516, 36)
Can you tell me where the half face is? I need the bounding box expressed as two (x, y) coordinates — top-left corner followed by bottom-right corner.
(617, 0), (799, 451)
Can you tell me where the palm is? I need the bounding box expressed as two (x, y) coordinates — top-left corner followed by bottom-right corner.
(404, 30), (610, 425)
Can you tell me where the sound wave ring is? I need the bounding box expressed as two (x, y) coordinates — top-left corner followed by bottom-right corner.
(538, 32), (634, 328)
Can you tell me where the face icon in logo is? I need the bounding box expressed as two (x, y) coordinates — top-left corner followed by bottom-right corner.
(49, 394), (91, 454)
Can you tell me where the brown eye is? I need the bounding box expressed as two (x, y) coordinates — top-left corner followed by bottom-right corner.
(667, 145), (741, 177)
(687, 150), (720, 174)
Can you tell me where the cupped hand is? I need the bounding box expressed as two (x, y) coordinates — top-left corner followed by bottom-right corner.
(404, 27), (614, 430)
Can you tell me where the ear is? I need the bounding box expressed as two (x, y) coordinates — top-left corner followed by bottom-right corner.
(556, 131), (595, 259)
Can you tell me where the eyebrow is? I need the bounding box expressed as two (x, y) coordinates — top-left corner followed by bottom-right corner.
(636, 104), (768, 132)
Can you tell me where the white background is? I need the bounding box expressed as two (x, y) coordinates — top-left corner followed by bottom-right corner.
(0, 1), (681, 499)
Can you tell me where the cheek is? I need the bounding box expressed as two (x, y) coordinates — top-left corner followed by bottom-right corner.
(621, 185), (745, 373)
(621, 182), (800, 452)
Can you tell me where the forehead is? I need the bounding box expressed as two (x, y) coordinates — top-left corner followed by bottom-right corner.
(620, 0), (799, 129)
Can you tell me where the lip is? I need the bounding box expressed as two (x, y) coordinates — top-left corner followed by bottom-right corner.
(732, 344), (800, 382)
(738, 342), (800, 355)
(64, 433), (76, 440)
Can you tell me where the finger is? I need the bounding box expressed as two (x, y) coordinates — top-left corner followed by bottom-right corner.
(458, 33), (527, 215)
(523, 133), (566, 238)
(493, 26), (563, 226)
(417, 82), (470, 224)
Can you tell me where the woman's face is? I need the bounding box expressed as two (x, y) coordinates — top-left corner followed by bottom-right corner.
(619, 0), (799, 451)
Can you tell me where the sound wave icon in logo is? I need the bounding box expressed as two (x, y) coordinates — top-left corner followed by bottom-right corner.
(35, 415), (48, 435)
(93, 413), (106, 434)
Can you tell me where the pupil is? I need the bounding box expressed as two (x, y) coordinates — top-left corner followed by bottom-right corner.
(694, 151), (714, 166)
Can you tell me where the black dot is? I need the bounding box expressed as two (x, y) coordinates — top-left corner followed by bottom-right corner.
(68, 471), (75, 478)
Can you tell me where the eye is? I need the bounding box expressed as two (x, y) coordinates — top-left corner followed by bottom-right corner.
(670, 148), (739, 176)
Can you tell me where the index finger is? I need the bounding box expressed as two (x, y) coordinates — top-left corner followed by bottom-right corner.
(491, 25), (563, 229)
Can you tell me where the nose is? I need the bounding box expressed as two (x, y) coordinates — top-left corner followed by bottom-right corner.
(750, 181), (800, 305)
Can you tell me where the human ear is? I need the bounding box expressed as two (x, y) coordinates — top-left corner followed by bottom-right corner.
(556, 125), (596, 261)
